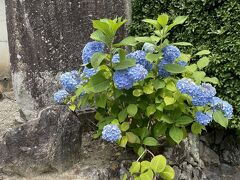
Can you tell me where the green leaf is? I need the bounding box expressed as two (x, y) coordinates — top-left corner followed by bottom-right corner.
(166, 81), (177, 92)
(153, 122), (168, 138)
(141, 161), (151, 173)
(120, 122), (130, 132)
(85, 72), (110, 93)
(169, 126), (184, 144)
(164, 96), (175, 106)
(191, 122), (203, 135)
(150, 155), (167, 173)
(154, 79), (165, 90)
(186, 64), (197, 73)
(173, 42), (193, 46)
(143, 83), (154, 94)
(164, 64), (186, 73)
(96, 94), (107, 108)
(91, 52), (108, 69)
(203, 77), (219, 84)
(137, 146), (145, 157)
(160, 165), (175, 180)
(175, 116), (193, 126)
(143, 137), (159, 146)
(197, 57), (210, 69)
(69, 104), (76, 111)
(157, 14), (169, 28)
(146, 53), (162, 63)
(160, 115), (174, 124)
(192, 71), (206, 84)
(118, 108), (127, 122)
(146, 105), (156, 117)
(113, 58), (136, 70)
(90, 30), (111, 45)
(119, 136), (128, 147)
(213, 111), (228, 128)
(114, 36), (137, 47)
(127, 104), (138, 116)
(130, 162), (141, 174)
(140, 169), (154, 180)
(133, 89), (143, 97)
(122, 173), (128, 180)
(135, 36), (154, 43)
(167, 16), (188, 31)
(142, 19), (160, 29)
(92, 20), (112, 36)
(126, 132), (141, 144)
(195, 50), (211, 56)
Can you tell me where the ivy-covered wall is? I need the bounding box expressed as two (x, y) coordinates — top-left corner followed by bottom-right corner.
(129, 0), (240, 128)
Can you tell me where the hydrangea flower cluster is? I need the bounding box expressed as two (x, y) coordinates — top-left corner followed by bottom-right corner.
(143, 42), (155, 53)
(158, 45), (187, 77)
(127, 50), (153, 71)
(112, 54), (120, 64)
(113, 64), (148, 90)
(60, 71), (81, 93)
(54, 89), (69, 104)
(81, 67), (97, 79)
(102, 124), (122, 143)
(211, 97), (233, 119)
(195, 111), (213, 125)
(82, 41), (105, 64)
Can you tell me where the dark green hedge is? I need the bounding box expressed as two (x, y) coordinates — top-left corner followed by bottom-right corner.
(129, 0), (240, 128)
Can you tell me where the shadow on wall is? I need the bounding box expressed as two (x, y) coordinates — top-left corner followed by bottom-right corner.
(0, 42), (12, 92)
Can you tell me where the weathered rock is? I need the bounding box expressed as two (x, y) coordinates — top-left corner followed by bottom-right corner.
(5, 0), (131, 120)
(0, 105), (82, 176)
(199, 141), (220, 166)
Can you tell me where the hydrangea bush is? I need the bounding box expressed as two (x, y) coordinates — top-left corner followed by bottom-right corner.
(54, 15), (233, 180)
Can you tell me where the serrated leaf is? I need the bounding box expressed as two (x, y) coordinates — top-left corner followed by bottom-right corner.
(85, 72), (110, 93)
(150, 155), (167, 173)
(130, 162), (141, 174)
(126, 132), (140, 144)
(197, 57), (210, 69)
(96, 93), (107, 108)
(203, 77), (219, 84)
(143, 84), (154, 94)
(114, 36), (137, 47)
(91, 52), (108, 69)
(164, 64), (186, 73)
(119, 136), (128, 147)
(118, 108), (127, 122)
(133, 89), (143, 97)
(127, 104), (138, 116)
(186, 64), (197, 73)
(154, 79), (165, 90)
(142, 19), (160, 29)
(166, 81), (177, 92)
(135, 36), (154, 43)
(153, 122), (168, 138)
(69, 104), (76, 111)
(213, 111), (228, 128)
(113, 58), (136, 70)
(160, 165), (175, 180)
(92, 20), (112, 36)
(167, 16), (188, 31)
(140, 169), (154, 180)
(90, 30), (111, 45)
(192, 71), (206, 84)
(141, 161), (151, 173)
(191, 122), (203, 135)
(146, 53), (162, 63)
(195, 50), (211, 56)
(175, 116), (193, 126)
(157, 14), (169, 28)
(173, 42), (193, 46)
(137, 146), (145, 157)
(143, 137), (159, 146)
(164, 96), (175, 106)
(120, 122), (130, 132)
(169, 126), (184, 144)
(146, 105), (156, 117)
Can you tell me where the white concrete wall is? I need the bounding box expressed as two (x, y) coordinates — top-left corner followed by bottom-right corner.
(0, 0), (11, 92)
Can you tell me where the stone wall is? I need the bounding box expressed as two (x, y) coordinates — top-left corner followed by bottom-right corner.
(5, 0), (131, 120)
(0, 0), (11, 92)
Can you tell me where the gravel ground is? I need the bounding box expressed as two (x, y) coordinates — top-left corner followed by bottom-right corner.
(0, 91), (20, 139)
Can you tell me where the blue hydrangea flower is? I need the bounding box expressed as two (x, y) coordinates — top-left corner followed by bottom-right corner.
(211, 97), (233, 119)
(162, 45), (181, 63)
(143, 42), (155, 53)
(70, 70), (81, 84)
(82, 41), (105, 64)
(192, 84), (216, 106)
(127, 50), (153, 71)
(81, 67), (97, 79)
(112, 54), (120, 63)
(195, 111), (213, 126)
(178, 60), (187, 66)
(128, 64), (148, 82)
(60, 72), (79, 92)
(176, 78), (199, 96)
(158, 59), (171, 77)
(102, 124), (122, 143)
(54, 89), (69, 104)
(113, 70), (134, 90)
(201, 83), (216, 97)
